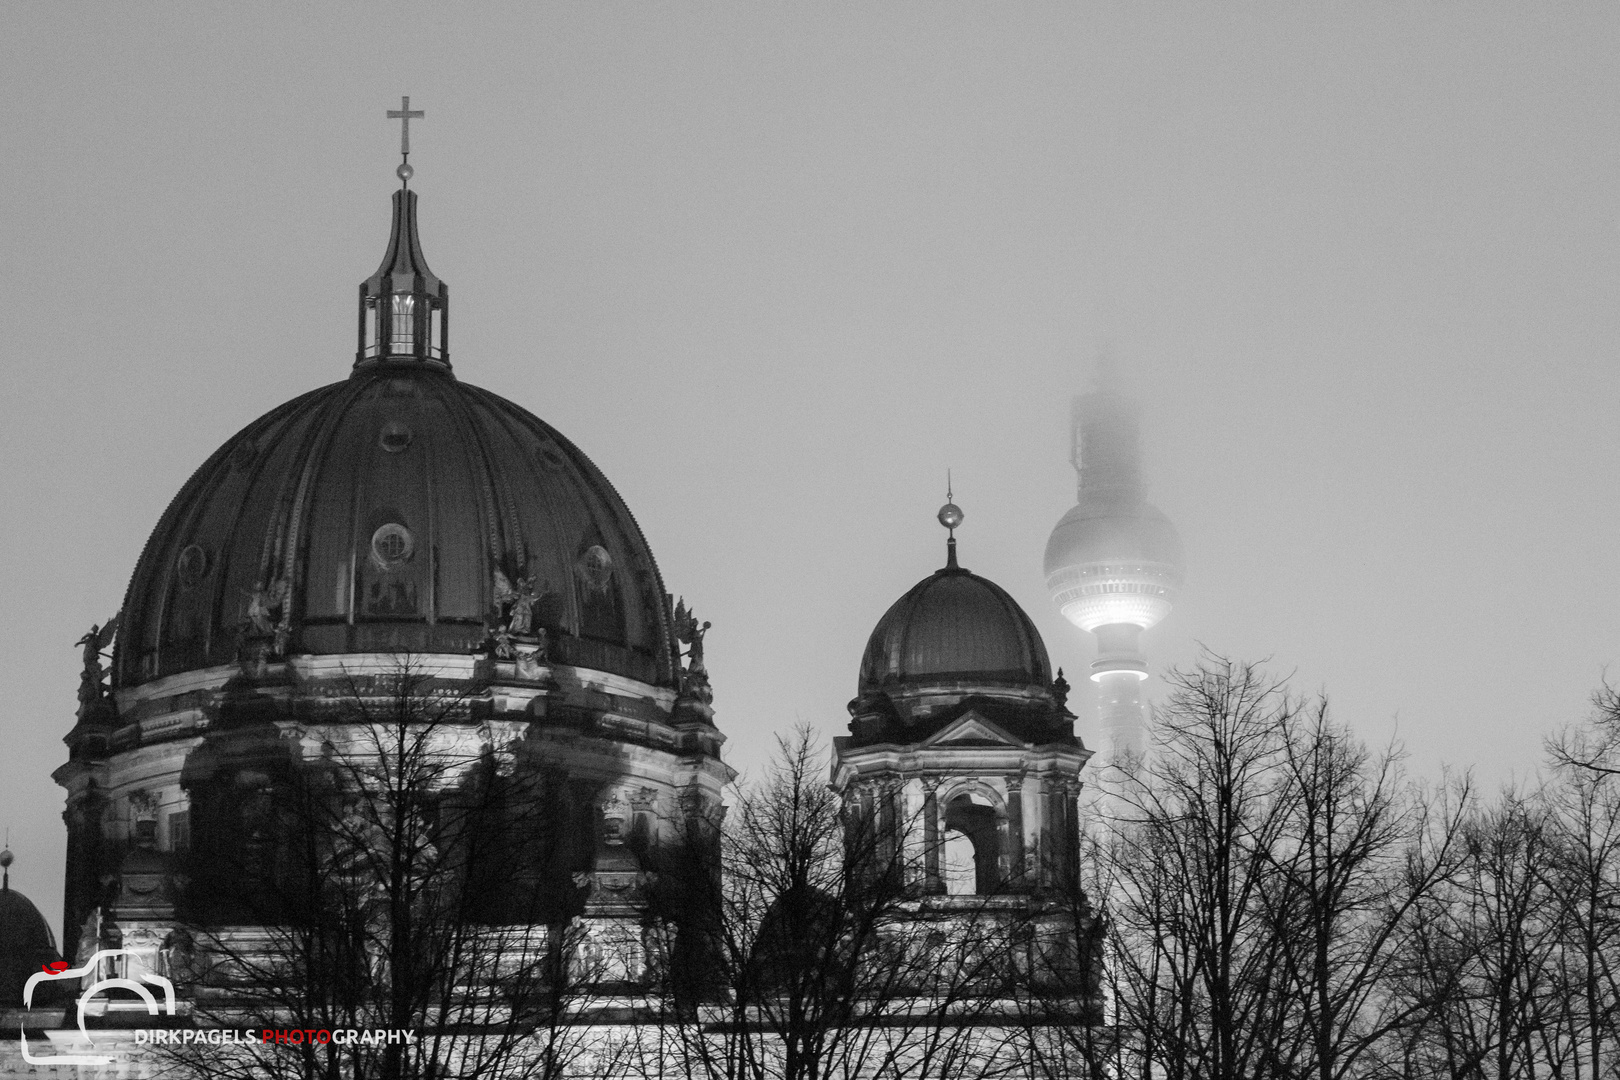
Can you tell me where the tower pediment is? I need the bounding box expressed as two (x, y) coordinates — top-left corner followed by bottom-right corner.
(921, 711), (1025, 749)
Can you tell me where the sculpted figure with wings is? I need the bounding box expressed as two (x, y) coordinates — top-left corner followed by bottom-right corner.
(245, 578), (289, 637)
(489, 568), (546, 661)
(673, 597), (710, 676)
(493, 569), (540, 636)
(75, 616), (119, 717)
(238, 578), (292, 669)
(492, 569), (537, 637)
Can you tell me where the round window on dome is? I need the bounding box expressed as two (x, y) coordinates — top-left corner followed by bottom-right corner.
(176, 545), (209, 587)
(371, 523), (415, 570)
(378, 421), (413, 453)
(577, 545), (613, 590)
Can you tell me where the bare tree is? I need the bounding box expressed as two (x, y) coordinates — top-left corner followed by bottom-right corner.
(1074, 656), (1469, 1080)
(158, 660), (631, 1080)
(1263, 704), (1470, 1080)
(1536, 744), (1620, 1079)
(1398, 788), (1566, 1080)
(645, 725), (1048, 1080)
(1549, 685), (1620, 778)
(1096, 657), (1301, 1080)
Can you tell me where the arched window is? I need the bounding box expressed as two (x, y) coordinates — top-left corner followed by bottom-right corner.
(941, 830), (977, 895)
(390, 294), (416, 353)
(942, 792), (1001, 895)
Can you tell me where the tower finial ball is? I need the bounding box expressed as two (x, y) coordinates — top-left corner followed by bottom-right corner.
(397, 162), (414, 184)
(0, 849), (12, 869)
(937, 502), (963, 530)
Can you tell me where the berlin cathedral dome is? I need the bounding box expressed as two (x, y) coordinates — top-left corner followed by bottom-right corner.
(54, 144), (730, 981)
(116, 187), (679, 692)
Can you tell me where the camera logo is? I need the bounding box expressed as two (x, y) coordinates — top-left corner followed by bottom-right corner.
(19, 948), (176, 1066)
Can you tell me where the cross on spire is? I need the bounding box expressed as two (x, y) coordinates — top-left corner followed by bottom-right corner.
(387, 96), (424, 160)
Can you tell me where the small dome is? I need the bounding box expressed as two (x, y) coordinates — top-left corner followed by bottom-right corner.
(0, 885), (59, 1005)
(859, 564), (1052, 694)
(116, 365), (679, 690)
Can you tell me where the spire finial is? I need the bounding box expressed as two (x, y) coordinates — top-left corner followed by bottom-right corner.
(0, 841), (13, 891)
(937, 471), (964, 570)
(387, 96), (425, 186)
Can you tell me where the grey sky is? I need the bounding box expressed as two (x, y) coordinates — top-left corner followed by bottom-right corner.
(3, 5), (1618, 939)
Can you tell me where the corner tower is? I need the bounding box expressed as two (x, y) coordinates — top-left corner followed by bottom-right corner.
(835, 500), (1090, 897)
(1043, 368), (1182, 770)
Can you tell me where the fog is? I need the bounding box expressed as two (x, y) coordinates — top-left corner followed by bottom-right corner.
(3, 5), (1618, 940)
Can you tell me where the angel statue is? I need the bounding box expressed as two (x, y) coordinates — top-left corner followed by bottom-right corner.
(246, 578), (290, 637)
(240, 578), (291, 669)
(76, 616), (119, 718)
(673, 597), (710, 676)
(493, 569), (540, 636)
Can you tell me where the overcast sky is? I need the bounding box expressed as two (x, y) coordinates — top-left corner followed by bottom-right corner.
(4, 4), (1619, 939)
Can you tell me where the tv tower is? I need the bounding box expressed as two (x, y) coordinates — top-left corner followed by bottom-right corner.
(1043, 368), (1183, 769)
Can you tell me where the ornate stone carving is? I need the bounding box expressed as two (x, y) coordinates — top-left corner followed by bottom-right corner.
(1050, 668), (1071, 709)
(599, 790), (630, 843)
(487, 567), (548, 661)
(241, 577), (291, 668)
(672, 596), (714, 703)
(128, 788), (160, 847)
(493, 568), (538, 634)
(159, 928), (201, 990)
(75, 617), (118, 721)
(673, 598), (709, 674)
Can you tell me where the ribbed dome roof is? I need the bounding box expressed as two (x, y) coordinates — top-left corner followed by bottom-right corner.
(116, 365), (678, 690)
(858, 560), (1052, 694)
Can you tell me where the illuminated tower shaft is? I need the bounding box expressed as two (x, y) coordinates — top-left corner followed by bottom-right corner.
(1044, 376), (1182, 771)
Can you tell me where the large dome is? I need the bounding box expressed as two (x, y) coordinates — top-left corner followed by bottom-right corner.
(116, 181), (679, 692)
(116, 365), (679, 690)
(858, 558), (1052, 694)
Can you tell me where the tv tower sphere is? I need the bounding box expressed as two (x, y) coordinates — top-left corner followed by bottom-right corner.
(1044, 379), (1183, 683)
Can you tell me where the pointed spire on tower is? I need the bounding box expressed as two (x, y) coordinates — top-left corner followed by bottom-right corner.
(356, 97), (450, 373)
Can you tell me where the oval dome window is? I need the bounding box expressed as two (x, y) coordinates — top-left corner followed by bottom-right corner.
(577, 544), (613, 590)
(371, 523), (414, 569)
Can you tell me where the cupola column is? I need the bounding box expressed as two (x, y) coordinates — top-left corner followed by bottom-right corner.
(1006, 773), (1026, 886)
(921, 776), (943, 895)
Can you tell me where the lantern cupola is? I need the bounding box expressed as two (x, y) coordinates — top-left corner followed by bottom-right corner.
(355, 97), (449, 372)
